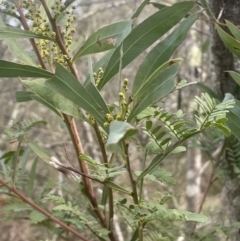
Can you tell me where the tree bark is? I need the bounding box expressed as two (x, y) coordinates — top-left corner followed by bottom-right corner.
(209, 1), (240, 240)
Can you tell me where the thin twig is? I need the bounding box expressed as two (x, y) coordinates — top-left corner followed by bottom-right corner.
(0, 178), (92, 241)
(39, 0), (110, 234)
(124, 142), (138, 204)
(14, 0), (47, 69)
(93, 122), (115, 237)
(39, 0), (79, 78)
(93, 122), (108, 165)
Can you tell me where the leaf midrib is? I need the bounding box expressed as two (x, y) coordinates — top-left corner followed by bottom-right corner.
(104, 3), (191, 81)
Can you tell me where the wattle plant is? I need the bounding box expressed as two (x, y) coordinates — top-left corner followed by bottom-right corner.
(0, 1), (238, 241)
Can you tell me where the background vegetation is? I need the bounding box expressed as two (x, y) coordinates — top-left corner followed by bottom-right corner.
(1, 0), (240, 241)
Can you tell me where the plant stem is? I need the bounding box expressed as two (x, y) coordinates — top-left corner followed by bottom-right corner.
(118, 43), (123, 95)
(93, 122), (108, 165)
(0, 178), (92, 241)
(124, 141), (139, 204)
(12, 140), (22, 188)
(39, 0), (79, 78)
(14, 0), (46, 69)
(15, 0), (111, 237)
(109, 153), (115, 167)
(138, 222), (143, 241)
(63, 116), (109, 231)
(38, 1), (112, 236)
(108, 188), (114, 228)
(93, 122), (115, 238)
(139, 153), (147, 202)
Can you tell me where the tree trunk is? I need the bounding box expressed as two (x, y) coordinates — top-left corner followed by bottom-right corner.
(209, 1), (240, 240)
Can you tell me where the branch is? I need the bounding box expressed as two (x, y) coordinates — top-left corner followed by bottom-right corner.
(38, 1), (112, 237)
(14, 0), (47, 69)
(124, 142), (138, 204)
(93, 123), (115, 236)
(0, 178), (92, 241)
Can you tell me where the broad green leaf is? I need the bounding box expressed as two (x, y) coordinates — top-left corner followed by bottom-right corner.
(216, 123), (231, 136)
(30, 210), (47, 224)
(228, 71), (240, 87)
(0, 17), (36, 66)
(136, 107), (156, 121)
(84, 20), (132, 86)
(0, 26), (53, 40)
(19, 147), (31, 181)
(6, 39), (36, 66)
(69, 36), (85, 53)
(0, 9), (21, 21)
(27, 158), (38, 197)
(4, 203), (32, 212)
(101, 186), (109, 206)
(133, 12), (199, 95)
(98, 1), (194, 89)
(150, 167), (176, 184)
(130, 229), (140, 241)
(136, 167), (176, 184)
(128, 64), (179, 121)
(87, 55), (94, 84)
(227, 99), (240, 139)
(136, 154), (164, 182)
(24, 119), (47, 132)
(31, 95), (63, 117)
(216, 24), (240, 59)
(182, 211), (208, 222)
(133, 59), (182, 98)
(196, 83), (220, 100)
(85, 56), (110, 114)
(104, 181), (131, 195)
(176, 79), (197, 89)
(85, 82), (110, 114)
(0, 150), (24, 164)
(148, 2), (167, 10)
(73, 21), (132, 61)
(199, 0), (215, 19)
(84, 50), (114, 86)
(169, 146), (186, 155)
(27, 139), (52, 164)
(226, 20), (240, 42)
(15, 91), (33, 102)
(53, 204), (73, 212)
(21, 78), (83, 118)
(47, 63), (109, 127)
(146, 120), (153, 130)
(131, 0), (150, 19)
(0, 60), (53, 78)
(106, 121), (137, 153)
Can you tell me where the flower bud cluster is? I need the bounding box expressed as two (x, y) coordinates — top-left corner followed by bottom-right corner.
(93, 68), (104, 87)
(0, 1), (16, 15)
(1, 0), (78, 67)
(117, 78), (129, 121)
(103, 76), (130, 128)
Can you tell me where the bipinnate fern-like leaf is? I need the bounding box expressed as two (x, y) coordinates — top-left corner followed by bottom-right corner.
(193, 93), (234, 132)
(142, 109), (193, 154)
(4, 118), (47, 140)
(142, 93), (234, 154)
(225, 136), (240, 178)
(143, 231), (170, 241)
(42, 194), (65, 204)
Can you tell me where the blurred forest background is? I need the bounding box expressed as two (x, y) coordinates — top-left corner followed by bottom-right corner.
(0, 0), (237, 240)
